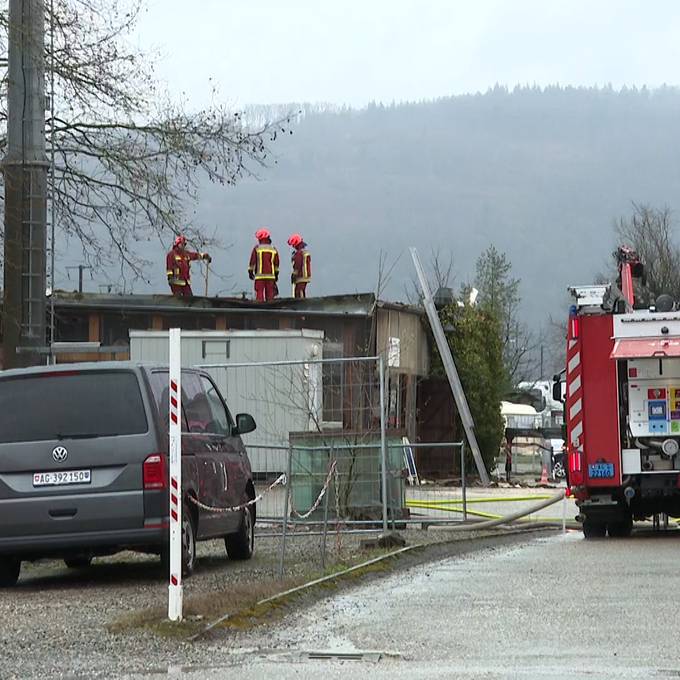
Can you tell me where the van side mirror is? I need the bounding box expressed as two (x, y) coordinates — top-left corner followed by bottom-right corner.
(552, 380), (562, 403)
(234, 413), (256, 436)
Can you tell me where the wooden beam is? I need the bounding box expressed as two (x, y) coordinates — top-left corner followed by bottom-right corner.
(88, 313), (101, 343)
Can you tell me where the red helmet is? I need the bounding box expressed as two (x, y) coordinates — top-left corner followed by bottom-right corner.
(174, 235), (187, 248)
(287, 233), (303, 248)
(255, 228), (271, 241)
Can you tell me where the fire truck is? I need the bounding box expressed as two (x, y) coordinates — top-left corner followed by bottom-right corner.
(560, 246), (680, 538)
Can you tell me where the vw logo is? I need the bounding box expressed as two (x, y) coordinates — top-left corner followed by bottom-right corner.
(52, 446), (68, 463)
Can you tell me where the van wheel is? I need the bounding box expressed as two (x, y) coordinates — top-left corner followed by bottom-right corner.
(583, 519), (607, 539)
(225, 507), (254, 560)
(182, 503), (197, 575)
(0, 557), (21, 587)
(64, 555), (93, 569)
(160, 503), (197, 577)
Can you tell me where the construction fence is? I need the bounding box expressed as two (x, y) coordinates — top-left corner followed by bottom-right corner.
(193, 355), (572, 573)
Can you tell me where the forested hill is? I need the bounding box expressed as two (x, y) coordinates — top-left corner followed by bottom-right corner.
(198, 86), (680, 328)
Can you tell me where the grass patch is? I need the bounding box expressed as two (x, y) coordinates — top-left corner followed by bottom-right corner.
(108, 548), (397, 639)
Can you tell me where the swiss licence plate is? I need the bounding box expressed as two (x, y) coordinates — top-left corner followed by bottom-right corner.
(33, 469), (91, 487)
(588, 463), (615, 479)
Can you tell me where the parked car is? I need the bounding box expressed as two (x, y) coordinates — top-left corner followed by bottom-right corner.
(0, 361), (257, 587)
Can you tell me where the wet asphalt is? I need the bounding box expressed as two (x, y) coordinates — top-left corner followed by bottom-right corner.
(160, 527), (680, 680)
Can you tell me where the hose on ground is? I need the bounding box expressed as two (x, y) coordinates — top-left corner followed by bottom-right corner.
(443, 491), (567, 532)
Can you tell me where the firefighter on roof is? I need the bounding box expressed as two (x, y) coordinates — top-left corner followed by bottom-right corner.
(166, 235), (211, 298)
(288, 233), (312, 298)
(248, 228), (280, 301)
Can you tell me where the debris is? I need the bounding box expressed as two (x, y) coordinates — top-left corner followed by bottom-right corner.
(360, 532), (407, 551)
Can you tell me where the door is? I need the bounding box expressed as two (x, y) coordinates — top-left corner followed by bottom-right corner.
(182, 372), (225, 538)
(200, 375), (246, 534)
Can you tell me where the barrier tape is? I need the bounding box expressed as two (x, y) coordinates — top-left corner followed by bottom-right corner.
(290, 460), (338, 520)
(187, 473), (286, 514)
(406, 495), (553, 506)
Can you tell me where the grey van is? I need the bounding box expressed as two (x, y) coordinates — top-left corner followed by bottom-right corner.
(0, 362), (257, 587)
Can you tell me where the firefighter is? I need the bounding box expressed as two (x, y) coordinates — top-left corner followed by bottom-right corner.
(287, 233), (312, 298)
(248, 228), (280, 301)
(166, 235), (211, 298)
(504, 442), (512, 483)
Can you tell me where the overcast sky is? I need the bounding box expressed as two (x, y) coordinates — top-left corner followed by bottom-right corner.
(135, 0), (680, 108)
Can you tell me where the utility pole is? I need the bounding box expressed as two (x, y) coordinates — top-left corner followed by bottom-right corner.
(2, 0), (48, 368)
(66, 265), (92, 294)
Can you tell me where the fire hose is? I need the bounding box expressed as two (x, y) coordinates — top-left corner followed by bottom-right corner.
(442, 490), (567, 531)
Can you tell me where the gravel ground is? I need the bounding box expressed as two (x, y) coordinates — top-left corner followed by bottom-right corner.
(0, 522), (554, 680)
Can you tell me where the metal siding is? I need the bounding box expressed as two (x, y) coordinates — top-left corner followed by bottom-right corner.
(581, 315), (621, 487)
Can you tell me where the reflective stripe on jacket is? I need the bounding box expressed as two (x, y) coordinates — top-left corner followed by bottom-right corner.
(249, 245), (280, 280)
(166, 248), (200, 285)
(292, 249), (312, 283)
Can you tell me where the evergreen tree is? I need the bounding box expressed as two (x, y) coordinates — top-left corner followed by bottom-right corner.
(474, 245), (533, 384)
(433, 304), (506, 470)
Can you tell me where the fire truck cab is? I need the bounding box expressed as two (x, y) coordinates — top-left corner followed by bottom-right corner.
(564, 248), (680, 537)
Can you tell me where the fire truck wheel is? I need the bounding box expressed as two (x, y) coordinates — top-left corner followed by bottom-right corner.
(582, 519), (607, 539)
(607, 515), (633, 538)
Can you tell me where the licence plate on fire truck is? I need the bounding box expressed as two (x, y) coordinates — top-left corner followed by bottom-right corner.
(33, 470), (91, 487)
(588, 463), (615, 479)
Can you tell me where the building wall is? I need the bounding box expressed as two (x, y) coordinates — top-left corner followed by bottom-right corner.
(376, 307), (429, 377)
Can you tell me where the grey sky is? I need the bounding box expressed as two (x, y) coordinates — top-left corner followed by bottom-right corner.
(136, 0), (680, 107)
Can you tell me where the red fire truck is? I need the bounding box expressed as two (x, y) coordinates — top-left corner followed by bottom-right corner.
(560, 246), (680, 538)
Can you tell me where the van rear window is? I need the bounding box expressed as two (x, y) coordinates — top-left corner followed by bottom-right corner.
(0, 371), (148, 443)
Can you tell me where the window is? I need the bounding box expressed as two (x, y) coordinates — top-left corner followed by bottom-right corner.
(55, 313), (89, 342)
(200, 376), (232, 436)
(102, 313), (149, 346)
(149, 371), (232, 435)
(201, 340), (230, 361)
(149, 371), (189, 432)
(0, 371), (148, 443)
(161, 315), (202, 331)
(182, 373), (214, 433)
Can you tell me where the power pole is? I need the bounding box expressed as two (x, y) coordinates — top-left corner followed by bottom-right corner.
(66, 265), (92, 294)
(2, 0), (48, 368)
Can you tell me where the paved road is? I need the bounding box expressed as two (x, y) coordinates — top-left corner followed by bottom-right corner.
(159, 529), (680, 680)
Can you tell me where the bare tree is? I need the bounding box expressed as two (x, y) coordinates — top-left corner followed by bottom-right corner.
(0, 0), (295, 284)
(404, 248), (455, 304)
(614, 203), (680, 301)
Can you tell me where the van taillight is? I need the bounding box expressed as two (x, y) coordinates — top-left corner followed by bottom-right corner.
(143, 454), (167, 490)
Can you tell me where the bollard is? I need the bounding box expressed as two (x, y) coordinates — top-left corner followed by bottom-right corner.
(279, 445), (293, 579)
(378, 355), (389, 533)
(320, 445), (332, 570)
(461, 441), (467, 522)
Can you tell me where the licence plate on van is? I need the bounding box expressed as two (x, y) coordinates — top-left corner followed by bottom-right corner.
(33, 470), (91, 487)
(588, 463), (615, 479)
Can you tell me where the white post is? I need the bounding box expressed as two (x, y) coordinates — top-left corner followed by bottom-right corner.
(562, 493), (567, 533)
(168, 328), (183, 621)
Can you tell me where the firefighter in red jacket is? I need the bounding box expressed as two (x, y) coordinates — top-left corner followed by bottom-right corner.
(166, 235), (211, 298)
(248, 228), (280, 302)
(287, 233), (312, 298)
